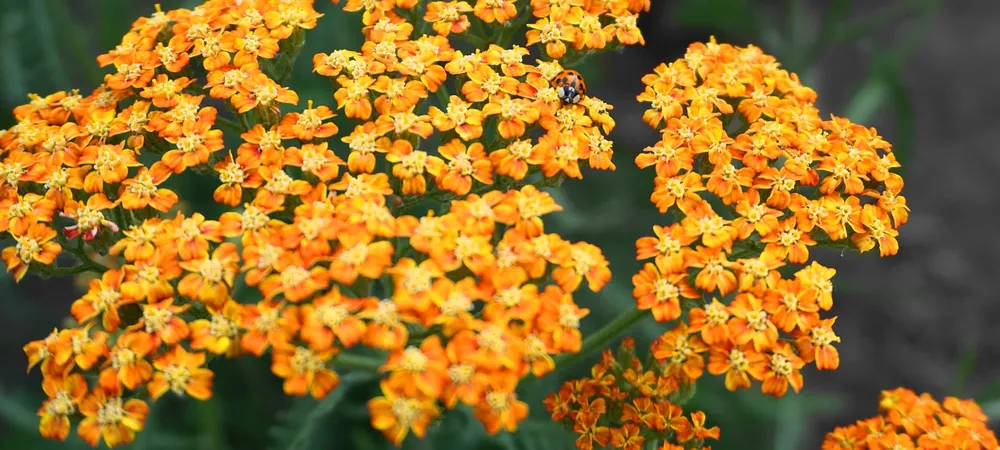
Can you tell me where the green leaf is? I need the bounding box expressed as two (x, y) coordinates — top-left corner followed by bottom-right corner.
(951, 345), (978, 396)
(268, 373), (370, 450)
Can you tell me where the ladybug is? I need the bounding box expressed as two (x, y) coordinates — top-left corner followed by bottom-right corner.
(553, 69), (587, 105)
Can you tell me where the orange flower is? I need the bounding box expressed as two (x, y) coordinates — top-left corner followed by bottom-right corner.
(76, 143), (143, 193)
(177, 242), (240, 308)
(706, 340), (767, 391)
(651, 322), (708, 383)
(271, 344), (339, 398)
(276, 101), (340, 141)
(428, 95), (483, 141)
(0, 192), (57, 235)
(2, 222), (62, 281)
(368, 378), (440, 445)
(526, 17), (577, 59)
(118, 163), (179, 212)
(553, 242), (611, 293)
(761, 342), (805, 397)
(475, 372), (530, 433)
(631, 262), (698, 322)
(71, 269), (141, 332)
(77, 384), (149, 448)
(131, 299), (190, 346)
(99, 331), (156, 390)
(435, 139), (493, 195)
(385, 140), (445, 196)
(383, 335), (450, 398)
(530, 131), (586, 179)
(60, 194), (120, 241)
(424, 1), (473, 36)
(189, 300), (243, 356)
(328, 233), (394, 285)
(258, 252), (330, 303)
(334, 75), (376, 120)
(727, 293), (779, 352)
(473, 0), (517, 23)
(239, 300), (289, 357)
(796, 317), (841, 370)
(298, 288), (367, 351)
(37, 373), (88, 441)
(148, 345), (213, 400)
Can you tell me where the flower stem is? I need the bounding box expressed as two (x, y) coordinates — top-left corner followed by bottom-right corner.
(552, 308), (649, 371)
(332, 352), (385, 373)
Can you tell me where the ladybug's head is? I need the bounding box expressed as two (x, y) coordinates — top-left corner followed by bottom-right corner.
(557, 85), (582, 105)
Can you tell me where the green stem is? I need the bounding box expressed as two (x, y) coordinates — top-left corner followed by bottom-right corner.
(332, 352), (385, 373)
(552, 308), (649, 371)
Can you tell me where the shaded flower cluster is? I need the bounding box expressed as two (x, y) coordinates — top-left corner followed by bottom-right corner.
(629, 39), (909, 399)
(544, 338), (718, 450)
(823, 387), (999, 449)
(1, 0), (650, 447)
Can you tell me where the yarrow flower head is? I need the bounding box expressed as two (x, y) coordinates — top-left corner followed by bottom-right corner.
(823, 387), (999, 449)
(2, 0), (644, 447)
(628, 38), (908, 400)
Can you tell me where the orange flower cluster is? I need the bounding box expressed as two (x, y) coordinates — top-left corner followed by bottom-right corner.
(823, 387), (999, 449)
(545, 338), (719, 450)
(629, 39), (909, 398)
(1, 0), (649, 448)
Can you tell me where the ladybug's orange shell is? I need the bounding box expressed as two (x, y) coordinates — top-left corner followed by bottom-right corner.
(554, 70), (587, 97)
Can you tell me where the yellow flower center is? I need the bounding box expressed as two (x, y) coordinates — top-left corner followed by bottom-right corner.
(199, 258), (224, 283)
(300, 149), (327, 173)
(127, 171), (158, 197)
(265, 170), (294, 194)
(208, 313), (237, 338)
(314, 304), (349, 328)
(242, 34), (262, 53)
(728, 348), (750, 371)
(338, 243), (369, 266)
(769, 352), (792, 377)
(523, 334), (548, 360)
(494, 287), (522, 308)
(15, 237), (40, 263)
(219, 162), (246, 184)
(745, 309), (769, 332)
(810, 326), (837, 347)
(93, 148), (123, 172)
(538, 21), (563, 43)
(297, 109), (323, 129)
(390, 398), (420, 427)
(402, 267), (433, 294)
(705, 301), (729, 325)
(508, 140), (532, 159)
(143, 306), (173, 333)
(373, 41), (397, 62)
(254, 309), (279, 331)
(572, 247), (595, 275)
(778, 229), (801, 247)
(45, 391), (76, 416)
(0, 161), (26, 186)
(400, 347), (428, 372)
(96, 397), (126, 426)
(163, 364), (192, 394)
(280, 265), (311, 290)
(399, 151), (429, 176)
(253, 84), (279, 105)
(76, 207), (106, 232)
(111, 348), (137, 369)
(452, 235), (478, 260)
(372, 300), (400, 325)
(96, 288), (122, 311)
(486, 391), (511, 412)
(476, 326), (506, 353)
(447, 152), (474, 175)
(440, 290), (473, 316)
(241, 206), (270, 232)
(579, 15), (602, 33)
(558, 304), (580, 329)
(290, 347), (323, 375)
(656, 236), (680, 255)
(447, 363), (473, 384)
(446, 102), (469, 124)
(669, 336), (694, 365)
(176, 134), (203, 154)
(653, 279), (679, 302)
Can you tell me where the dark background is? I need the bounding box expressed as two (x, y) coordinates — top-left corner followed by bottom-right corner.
(2, 0), (997, 449)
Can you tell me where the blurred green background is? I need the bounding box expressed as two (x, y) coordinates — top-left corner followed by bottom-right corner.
(3, 0), (999, 449)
